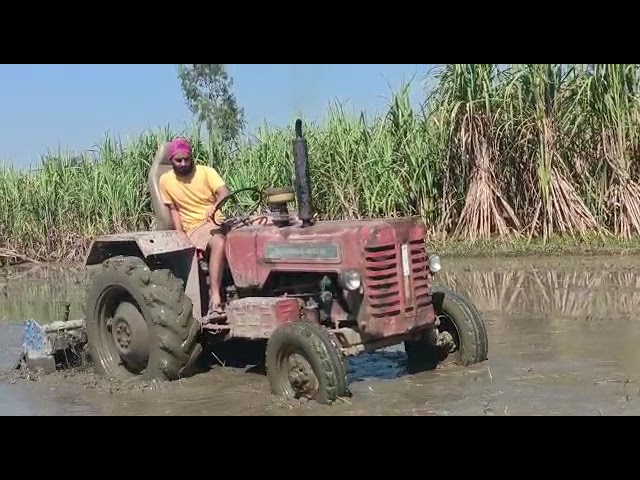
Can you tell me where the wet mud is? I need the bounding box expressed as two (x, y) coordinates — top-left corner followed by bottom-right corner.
(2, 255), (640, 415)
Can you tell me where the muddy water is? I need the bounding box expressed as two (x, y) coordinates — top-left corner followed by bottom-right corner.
(2, 255), (640, 415)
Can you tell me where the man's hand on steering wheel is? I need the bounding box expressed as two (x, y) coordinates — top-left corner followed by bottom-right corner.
(211, 187), (263, 231)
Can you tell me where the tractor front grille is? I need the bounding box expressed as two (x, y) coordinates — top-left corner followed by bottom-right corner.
(363, 237), (432, 319)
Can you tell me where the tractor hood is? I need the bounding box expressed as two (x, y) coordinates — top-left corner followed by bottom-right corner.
(225, 217), (427, 289)
(259, 217), (426, 255)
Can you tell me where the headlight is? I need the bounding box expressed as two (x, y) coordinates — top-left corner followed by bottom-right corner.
(428, 254), (442, 273)
(341, 269), (361, 291)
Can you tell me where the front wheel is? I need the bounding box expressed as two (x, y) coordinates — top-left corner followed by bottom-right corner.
(85, 255), (203, 381)
(265, 321), (349, 404)
(405, 286), (488, 372)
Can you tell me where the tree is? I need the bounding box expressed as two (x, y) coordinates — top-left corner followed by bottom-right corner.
(177, 64), (246, 144)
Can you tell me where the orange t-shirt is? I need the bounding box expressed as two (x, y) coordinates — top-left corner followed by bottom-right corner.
(159, 165), (226, 234)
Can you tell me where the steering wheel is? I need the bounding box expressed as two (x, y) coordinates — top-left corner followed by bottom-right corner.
(211, 187), (263, 230)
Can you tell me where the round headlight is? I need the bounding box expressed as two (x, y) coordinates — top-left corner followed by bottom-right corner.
(428, 254), (442, 273)
(342, 270), (361, 291)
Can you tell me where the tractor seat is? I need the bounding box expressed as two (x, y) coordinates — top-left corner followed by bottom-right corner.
(148, 142), (175, 231)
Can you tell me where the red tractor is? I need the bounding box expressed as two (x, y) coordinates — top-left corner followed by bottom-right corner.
(19, 120), (488, 404)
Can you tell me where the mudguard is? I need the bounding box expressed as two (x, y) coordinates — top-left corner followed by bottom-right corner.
(84, 230), (194, 266)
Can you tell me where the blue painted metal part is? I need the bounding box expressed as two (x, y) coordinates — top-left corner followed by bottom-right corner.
(23, 319), (52, 357)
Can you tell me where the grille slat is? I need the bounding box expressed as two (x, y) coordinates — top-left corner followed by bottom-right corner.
(371, 305), (402, 318)
(367, 278), (398, 288)
(369, 289), (401, 299)
(365, 249), (395, 259)
(365, 258), (397, 270)
(369, 301), (402, 310)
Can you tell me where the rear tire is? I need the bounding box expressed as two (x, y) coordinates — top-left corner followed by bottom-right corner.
(85, 255), (203, 381)
(265, 322), (348, 405)
(405, 286), (488, 372)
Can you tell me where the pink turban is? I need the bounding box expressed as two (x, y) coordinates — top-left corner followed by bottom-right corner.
(169, 138), (192, 159)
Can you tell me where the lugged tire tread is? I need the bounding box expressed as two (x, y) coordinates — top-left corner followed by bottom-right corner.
(86, 255), (202, 381)
(265, 321), (348, 404)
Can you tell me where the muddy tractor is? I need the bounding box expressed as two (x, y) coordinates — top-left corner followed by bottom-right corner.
(18, 119), (488, 404)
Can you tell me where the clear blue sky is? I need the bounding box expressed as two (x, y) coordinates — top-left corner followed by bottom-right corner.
(0, 64), (431, 169)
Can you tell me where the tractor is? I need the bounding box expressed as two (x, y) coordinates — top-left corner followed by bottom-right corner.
(18, 119), (489, 404)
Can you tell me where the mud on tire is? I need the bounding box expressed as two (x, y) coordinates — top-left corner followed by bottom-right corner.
(85, 255), (203, 381)
(265, 321), (348, 405)
(405, 286), (488, 372)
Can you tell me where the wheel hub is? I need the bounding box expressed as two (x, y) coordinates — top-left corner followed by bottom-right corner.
(114, 322), (132, 350)
(110, 301), (150, 371)
(287, 353), (318, 398)
(435, 314), (458, 354)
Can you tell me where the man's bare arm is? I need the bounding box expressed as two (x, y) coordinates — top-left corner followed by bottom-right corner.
(168, 203), (184, 233)
(216, 185), (229, 204)
(159, 177), (184, 233)
(208, 185), (230, 219)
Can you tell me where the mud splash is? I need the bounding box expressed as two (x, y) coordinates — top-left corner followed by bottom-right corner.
(2, 255), (640, 415)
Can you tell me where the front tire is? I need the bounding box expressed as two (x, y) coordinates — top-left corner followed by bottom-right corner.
(405, 286), (488, 372)
(265, 321), (348, 405)
(85, 255), (203, 381)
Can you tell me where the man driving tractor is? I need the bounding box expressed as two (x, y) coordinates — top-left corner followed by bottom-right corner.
(159, 138), (229, 319)
(159, 137), (305, 319)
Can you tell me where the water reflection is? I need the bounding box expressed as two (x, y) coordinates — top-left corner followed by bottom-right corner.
(440, 269), (640, 318)
(0, 265), (86, 323)
(435, 256), (640, 370)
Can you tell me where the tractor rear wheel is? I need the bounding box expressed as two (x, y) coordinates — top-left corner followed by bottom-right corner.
(85, 255), (202, 381)
(405, 286), (488, 372)
(265, 321), (348, 404)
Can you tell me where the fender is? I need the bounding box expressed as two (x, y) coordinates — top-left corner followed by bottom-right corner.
(84, 230), (194, 266)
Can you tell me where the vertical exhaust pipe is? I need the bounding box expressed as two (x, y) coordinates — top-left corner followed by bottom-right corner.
(293, 119), (313, 227)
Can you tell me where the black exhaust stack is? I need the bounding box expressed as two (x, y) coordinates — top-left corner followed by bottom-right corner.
(293, 119), (313, 227)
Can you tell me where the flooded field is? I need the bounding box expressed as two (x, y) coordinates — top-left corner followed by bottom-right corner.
(2, 254), (640, 416)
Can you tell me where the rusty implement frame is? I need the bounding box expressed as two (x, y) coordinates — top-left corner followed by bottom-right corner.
(16, 318), (87, 374)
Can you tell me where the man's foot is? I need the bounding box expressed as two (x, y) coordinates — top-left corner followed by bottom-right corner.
(205, 301), (226, 321)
